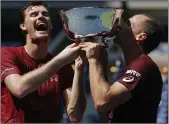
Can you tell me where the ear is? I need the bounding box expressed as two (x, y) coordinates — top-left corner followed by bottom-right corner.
(20, 23), (27, 31)
(136, 33), (147, 41)
(136, 33), (147, 45)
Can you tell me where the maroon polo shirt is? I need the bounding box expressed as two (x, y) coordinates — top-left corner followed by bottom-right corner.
(109, 54), (163, 123)
(1, 46), (74, 123)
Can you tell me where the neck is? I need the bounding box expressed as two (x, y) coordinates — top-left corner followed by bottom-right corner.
(24, 38), (48, 60)
(121, 44), (143, 66)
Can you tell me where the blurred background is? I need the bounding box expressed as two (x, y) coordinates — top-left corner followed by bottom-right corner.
(1, 0), (168, 123)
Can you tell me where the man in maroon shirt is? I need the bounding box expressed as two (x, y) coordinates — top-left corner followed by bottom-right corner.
(1, 1), (86, 123)
(80, 14), (163, 122)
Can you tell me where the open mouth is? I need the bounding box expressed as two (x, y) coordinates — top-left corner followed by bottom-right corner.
(36, 23), (48, 32)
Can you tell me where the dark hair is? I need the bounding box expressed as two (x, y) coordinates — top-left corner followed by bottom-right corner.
(141, 14), (164, 53)
(20, 1), (50, 24)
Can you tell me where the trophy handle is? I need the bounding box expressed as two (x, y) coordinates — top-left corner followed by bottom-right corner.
(105, 8), (124, 37)
(114, 9), (124, 27)
(58, 9), (77, 41)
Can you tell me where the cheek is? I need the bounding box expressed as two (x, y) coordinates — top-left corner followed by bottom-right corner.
(25, 17), (34, 25)
(118, 29), (134, 41)
(120, 29), (131, 37)
(125, 28), (136, 38)
(25, 21), (35, 31)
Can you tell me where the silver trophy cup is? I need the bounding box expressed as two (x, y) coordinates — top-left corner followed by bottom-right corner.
(59, 7), (124, 46)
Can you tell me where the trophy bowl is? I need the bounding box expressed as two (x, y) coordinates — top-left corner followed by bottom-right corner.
(58, 7), (124, 42)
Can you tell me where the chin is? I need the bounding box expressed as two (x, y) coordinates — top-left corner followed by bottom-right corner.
(32, 35), (49, 43)
(38, 33), (49, 38)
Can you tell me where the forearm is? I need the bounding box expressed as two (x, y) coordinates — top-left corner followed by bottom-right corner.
(67, 69), (86, 122)
(19, 55), (65, 97)
(89, 59), (110, 107)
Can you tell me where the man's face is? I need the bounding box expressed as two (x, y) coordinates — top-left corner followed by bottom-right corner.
(114, 15), (148, 46)
(20, 5), (52, 41)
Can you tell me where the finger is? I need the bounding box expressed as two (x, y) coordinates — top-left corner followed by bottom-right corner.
(67, 43), (77, 48)
(79, 43), (98, 48)
(80, 42), (95, 45)
(75, 38), (81, 45)
(79, 44), (88, 48)
(75, 56), (81, 61)
(72, 45), (81, 51)
(79, 45), (94, 49)
(81, 42), (101, 48)
(81, 48), (89, 51)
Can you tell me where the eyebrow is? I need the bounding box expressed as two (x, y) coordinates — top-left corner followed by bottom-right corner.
(28, 9), (48, 15)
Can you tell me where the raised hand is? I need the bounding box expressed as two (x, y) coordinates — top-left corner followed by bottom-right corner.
(79, 42), (101, 60)
(74, 50), (87, 71)
(58, 43), (81, 64)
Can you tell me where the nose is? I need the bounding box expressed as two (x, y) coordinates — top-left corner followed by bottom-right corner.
(37, 12), (45, 20)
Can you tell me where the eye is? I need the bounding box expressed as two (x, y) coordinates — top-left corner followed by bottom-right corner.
(42, 12), (49, 17)
(30, 12), (38, 17)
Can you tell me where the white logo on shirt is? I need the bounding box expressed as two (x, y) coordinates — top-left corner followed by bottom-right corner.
(126, 70), (141, 77)
(50, 77), (58, 82)
(1, 68), (14, 75)
(122, 76), (134, 82)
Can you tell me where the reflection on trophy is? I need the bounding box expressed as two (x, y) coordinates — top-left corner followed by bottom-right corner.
(58, 7), (124, 47)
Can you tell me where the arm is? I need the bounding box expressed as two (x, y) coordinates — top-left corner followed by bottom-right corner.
(88, 59), (131, 113)
(80, 42), (131, 113)
(62, 57), (86, 122)
(3, 43), (80, 98)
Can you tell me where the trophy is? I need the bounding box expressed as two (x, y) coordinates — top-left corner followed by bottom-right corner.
(59, 7), (124, 47)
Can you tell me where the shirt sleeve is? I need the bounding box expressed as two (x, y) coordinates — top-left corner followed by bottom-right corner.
(58, 63), (74, 91)
(1, 48), (21, 82)
(117, 57), (150, 94)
